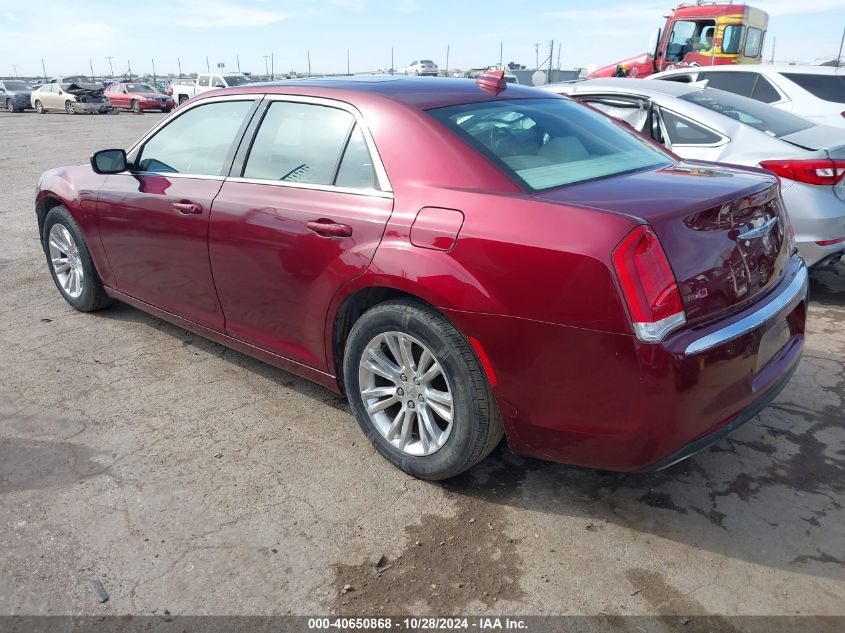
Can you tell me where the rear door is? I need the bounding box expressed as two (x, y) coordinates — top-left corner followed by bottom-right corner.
(96, 96), (259, 330)
(208, 97), (394, 370)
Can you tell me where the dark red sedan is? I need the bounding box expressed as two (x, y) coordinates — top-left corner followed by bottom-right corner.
(104, 82), (175, 113)
(35, 75), (807, 479)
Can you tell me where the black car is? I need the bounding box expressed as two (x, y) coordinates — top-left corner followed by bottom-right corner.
(0, 80), (34, 112)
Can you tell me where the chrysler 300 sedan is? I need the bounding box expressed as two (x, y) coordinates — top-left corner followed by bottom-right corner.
(36, 74), (808, 479)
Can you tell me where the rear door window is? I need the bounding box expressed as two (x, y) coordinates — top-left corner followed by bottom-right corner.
(334, 125), (378, 189)
(780, 73), (845, 103)
(198, 76), (209, 87)
(243, 101), (355, 185)
(680, 88), (813, 137)
(428, 98), (672, 192)
(137, 100), (254, 175)
(751, 76), (781, 103)
(660, 110), (723, 145)
(698, 71), (755, 97)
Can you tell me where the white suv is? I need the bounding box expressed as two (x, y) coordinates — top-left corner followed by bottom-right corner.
(648, 65), (845, 129)
(398, 60), (438, 76)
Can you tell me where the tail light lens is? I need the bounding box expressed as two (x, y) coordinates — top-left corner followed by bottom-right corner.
(166, 87), (173, 96)
(760, 159), (845, 186)
(612, 225), (686, 342)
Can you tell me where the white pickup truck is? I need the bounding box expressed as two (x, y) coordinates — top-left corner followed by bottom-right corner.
(168, 73), (254, 105)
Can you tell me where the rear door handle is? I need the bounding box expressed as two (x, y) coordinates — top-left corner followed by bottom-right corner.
(306, 220), (353, 238)
(172, 201), (203, 215)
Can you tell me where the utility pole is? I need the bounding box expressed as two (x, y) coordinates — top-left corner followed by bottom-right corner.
(499, 41), (503, 67)
(445, 45), (449, 76)
(12, 64), (18, 78)
(307, 51), (312, 76)
(263, 55), (270, 79)
(177, 57), (183, 77)
(106, 56), (115, 79)
(152, 58), (157, 88)
(127, 59), (132, 80)
(390, 48), (394, 74)
(837, 26), (844, 67)
(548, 40), (554, 82)
(206, 56), (210, 73)
(557, 43), (562, 71)
(236, 54), (241, 73)
(271, 53), (274, 80)
(41, 58), (47, 83)
(347, 49), (350, 75)
(535, 43), (540, 70)
(89, 59), (95, 81)
(770, 36), (776, 64)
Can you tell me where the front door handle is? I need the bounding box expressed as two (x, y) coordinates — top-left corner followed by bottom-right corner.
(172, 201), (202, 215)
(306, 220), (353, 238)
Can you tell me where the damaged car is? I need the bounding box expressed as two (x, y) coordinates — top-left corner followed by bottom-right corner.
(31, 76), (113, 114)
(1, 80), (34, 112)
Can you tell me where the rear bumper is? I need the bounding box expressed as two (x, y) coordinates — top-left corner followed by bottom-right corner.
(444, 256), (807, 472)
(782, 181), (845, 266)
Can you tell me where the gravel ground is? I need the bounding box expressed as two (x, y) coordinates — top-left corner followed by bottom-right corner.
(1, 109), (844, 617)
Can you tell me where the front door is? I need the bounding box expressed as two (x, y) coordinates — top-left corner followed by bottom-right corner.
(97, 97), (258, 330)
(208, 99), (393, 369)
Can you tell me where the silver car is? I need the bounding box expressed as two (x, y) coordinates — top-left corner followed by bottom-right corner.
(545, 78), (845, 267)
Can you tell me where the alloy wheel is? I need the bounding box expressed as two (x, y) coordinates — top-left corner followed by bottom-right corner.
(48, 224), (84, 299)
(358, 331), (454, 456)
(65, 100), (74, 115)
(35, 100), (43, 113)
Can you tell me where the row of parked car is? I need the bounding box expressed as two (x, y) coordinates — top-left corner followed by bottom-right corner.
(0, 76), (176, 114)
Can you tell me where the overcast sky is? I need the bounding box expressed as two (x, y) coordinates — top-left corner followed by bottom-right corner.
(1, 0), (844, 78)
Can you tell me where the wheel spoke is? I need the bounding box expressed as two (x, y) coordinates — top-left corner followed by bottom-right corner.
(367, 395), (399, 415)
(426, 387), (452, 407)
(384, 334), (404, 369)
(361, 385), (396, 399)
(427, 396), (453, 423)
(363, 348), (402, 382)
(49, 234), (68, 254)
(398, 407), (415, 449)
(386, 406), (405, 441)
(398, 335), (416, 374)
(419, 361), (442, 385)
(52, 257), (69, 273)
(416, 348), (433, 377)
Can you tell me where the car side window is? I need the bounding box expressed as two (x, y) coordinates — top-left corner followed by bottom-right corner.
(751, 76), (781, 104)
(582, 98), (649, 133)
(660, 109), (722, 145)
(698, 71), (755, 98)
(335, 125), (378, 190)
(136, 100), (253, 176)
(243, 101), (355, 185)
(721, 25), (744, 54)
(198, 76), (209, 87)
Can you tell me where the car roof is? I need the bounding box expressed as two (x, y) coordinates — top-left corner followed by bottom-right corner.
(652, 64), (842, 77)
(548, 78), (698, 99)
(245, 75), (553, 109)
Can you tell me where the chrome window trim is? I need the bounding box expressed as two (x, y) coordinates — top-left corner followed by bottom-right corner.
(685, 263), (807, 356)
(125, 172), (225, 182)
(260, 94), (393, 193)
(226, 176), (393, 199)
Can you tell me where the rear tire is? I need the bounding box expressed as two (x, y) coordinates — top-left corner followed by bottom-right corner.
(343, 299), (503, 480)
(42, 206), (112, 312)
(178, 95), (188, 105)
(35, 100), (44, 114)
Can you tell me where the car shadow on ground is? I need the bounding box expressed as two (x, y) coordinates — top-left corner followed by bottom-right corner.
(92, 267), (844, 583)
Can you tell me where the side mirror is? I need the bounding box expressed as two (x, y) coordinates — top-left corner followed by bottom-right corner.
(91, 149), (128, 174)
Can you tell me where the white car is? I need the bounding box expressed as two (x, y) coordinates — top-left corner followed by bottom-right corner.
(30, 78), (112, 114)
(648, 65), (845, 129)
(168, 73), (253, 105)
(397, 60), (438, 76)
(545, 78), (845, 267)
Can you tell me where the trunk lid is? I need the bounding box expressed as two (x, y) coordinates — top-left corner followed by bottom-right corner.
(537, 162), (790, 326)
(779, 125), (845, 152)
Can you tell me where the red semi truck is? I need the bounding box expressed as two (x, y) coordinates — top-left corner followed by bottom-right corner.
(588, 2), (769, 79)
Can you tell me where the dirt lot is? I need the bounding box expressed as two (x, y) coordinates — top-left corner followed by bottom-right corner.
(1, 110), (843, 617)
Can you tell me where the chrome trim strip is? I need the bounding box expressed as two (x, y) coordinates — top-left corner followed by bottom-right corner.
(128, 171), (225, 182)
(685, 264), (808, 356)
(738, 216), (778, 241)
(226, 176), (393, 199)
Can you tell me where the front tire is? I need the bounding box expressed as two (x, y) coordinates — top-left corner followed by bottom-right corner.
(343, 299), (502, 480)
(34, 100), (44, 114)
(131, 99), (141, 113)
(65, 100), (75, 115)
(6, 99), (16, 112)
(42, 206), (112, 312)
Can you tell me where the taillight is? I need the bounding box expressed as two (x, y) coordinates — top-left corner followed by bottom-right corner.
(612, 225), (686, 342)
(760, 159), (845, 186)
(817, 237), (845, 246)
(166, 87), (173, 96)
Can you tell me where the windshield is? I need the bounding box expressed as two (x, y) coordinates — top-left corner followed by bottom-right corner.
(223, 75), (252, 86)
(680, 88), (813, 137)
(4, 81), (29, 90)
(127, 84), (156, 92)
(63, 76), (94, 84)
(428, 98), (673, 192)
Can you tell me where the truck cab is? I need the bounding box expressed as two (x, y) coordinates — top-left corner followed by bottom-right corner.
(588, 2), (768, 79)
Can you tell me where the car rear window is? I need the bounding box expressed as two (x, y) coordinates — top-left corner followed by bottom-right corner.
(427, 98), (672, 192)
(780, 73), (845, 103)
(679, 88), (813, 137)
